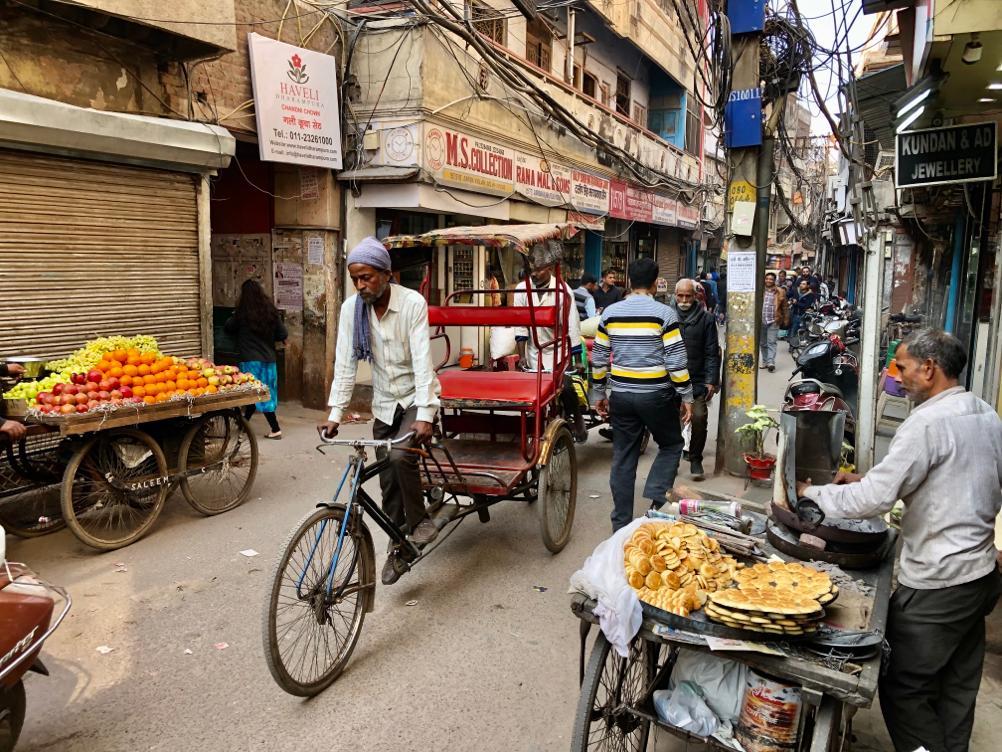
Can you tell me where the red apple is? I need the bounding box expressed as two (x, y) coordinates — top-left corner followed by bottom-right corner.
(110, 390), (122, 400)
(38, 404), (53, 414)
(52, 383), (65, 396)
(74, 394), (88, 406)
(120, 386), (134, 399)
(64, 385), (78, 396)
(87, 369), (102, 383)
(86, 391), (100, 401)
(98, 391), (110, 401)
(75, 403), (88, 413)
(60, 403), (75, 414)
(110, 398), (122, 406)
(35, 392), (47, 404)
(107, 377), (120, 390)
(98, 379), (112, 391)
(87, 400), (99, 409)
(85, 381), (99, 392)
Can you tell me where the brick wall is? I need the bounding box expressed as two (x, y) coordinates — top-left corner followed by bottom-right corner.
(177, 0), (341, 136)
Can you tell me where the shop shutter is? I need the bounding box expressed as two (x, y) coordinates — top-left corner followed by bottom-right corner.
(0, 149), (202, 360)
(657, 228), (684, 289)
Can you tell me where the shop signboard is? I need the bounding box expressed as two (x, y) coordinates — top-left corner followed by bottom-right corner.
(676, 201), (700, 229)
(423, 125), (515, 196)
(248, 34), (343, 169)
(609, 180), (655, 222)
(571, 170), (610, 215)
(567, 211), (605, 231)
(651, 194), (677, 226)
(514, 153), (573, 205)
(895, 122), (997, 189)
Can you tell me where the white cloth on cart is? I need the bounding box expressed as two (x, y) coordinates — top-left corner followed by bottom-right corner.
(568, 517), (647, 657)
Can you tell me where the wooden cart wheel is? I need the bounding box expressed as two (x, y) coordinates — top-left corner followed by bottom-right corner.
(60, 429), (169, 551)
(0, 486), (65, 538)
(539, 426), (577, 553)
(177, 412), (258, 516)
(571, 633), (653, 752)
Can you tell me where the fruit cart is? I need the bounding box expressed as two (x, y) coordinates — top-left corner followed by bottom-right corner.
(2, 339), (268, 550)
(567, 517), (897, 751)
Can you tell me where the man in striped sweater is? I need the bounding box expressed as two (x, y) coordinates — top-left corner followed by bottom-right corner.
(591, 258), (694, 531)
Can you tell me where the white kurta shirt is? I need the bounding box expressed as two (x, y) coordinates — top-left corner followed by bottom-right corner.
(327, 284), (441, 425)
(513, 275), (581, 373)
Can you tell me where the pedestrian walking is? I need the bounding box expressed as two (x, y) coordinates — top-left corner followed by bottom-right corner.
(789, 279), (816, 349)
(698, 272), (717, 315)
(672, 279), (720, 481)
(590, 258), (693, 531)
(320, 237), (442, 584)
(592, 269), (624, 312)
(759, 272), (784, 372)
(225, 279), (288, 439)
(796, 329), (1002, 752)
(573, 273), (598, 321)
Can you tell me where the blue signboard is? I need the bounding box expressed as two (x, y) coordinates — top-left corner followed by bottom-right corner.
(724, 87), (762, 148)
(728, 0), (765, 34)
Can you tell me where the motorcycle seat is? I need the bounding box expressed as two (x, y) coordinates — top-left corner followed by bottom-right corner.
(791, 380), (844, 399)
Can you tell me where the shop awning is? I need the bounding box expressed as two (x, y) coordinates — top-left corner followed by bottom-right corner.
(383, 223), (579, 255)
(338, 166), (420, 182)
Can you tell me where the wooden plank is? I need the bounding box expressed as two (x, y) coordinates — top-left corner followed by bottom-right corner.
(29, 389), (269, 436)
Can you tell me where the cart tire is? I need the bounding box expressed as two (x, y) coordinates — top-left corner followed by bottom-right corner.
(178, 413), (258, 516)
(539, 427), (577, 553)
(0, 485), (65, 538)
(263, 505), (374, 697)
(0, 679), (25, 752)
(60, 429), (169, 551)
(571, 633), (652, 752)
(639, 429), (651, 455)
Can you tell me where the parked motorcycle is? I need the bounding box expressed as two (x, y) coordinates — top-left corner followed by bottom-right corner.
(789, 334), (860, 432)
(0, 527), (70, 752)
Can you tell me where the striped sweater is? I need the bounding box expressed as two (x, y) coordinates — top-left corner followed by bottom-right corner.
(590, 293), (693, 402)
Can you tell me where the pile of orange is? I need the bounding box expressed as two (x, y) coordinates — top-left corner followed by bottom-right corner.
(94, 349), (218, 405)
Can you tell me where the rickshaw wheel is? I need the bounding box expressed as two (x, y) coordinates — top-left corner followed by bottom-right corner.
(0, 486), (65, 538)
(263, 505), (374, 697)
(0, 679), (25, 752)
(539, 427), (577, 553)
(60, 429), (169, 551)
(178, 412), (258, 516)
(571, 633), (653, 752)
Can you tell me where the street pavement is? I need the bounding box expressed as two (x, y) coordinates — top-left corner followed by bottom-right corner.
(8, 337), (1002, 751)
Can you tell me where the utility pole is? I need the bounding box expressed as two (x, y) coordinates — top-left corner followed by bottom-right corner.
(718, 2), (766, 476)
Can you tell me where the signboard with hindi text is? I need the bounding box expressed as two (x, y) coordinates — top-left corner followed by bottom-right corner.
(895, 122), (997, 189)
(248, 34), (342, 169)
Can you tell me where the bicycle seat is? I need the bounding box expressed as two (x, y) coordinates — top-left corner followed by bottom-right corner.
(438, 370), (556, 410)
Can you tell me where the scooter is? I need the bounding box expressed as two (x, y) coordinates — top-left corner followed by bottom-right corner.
(790, 334), (859, 420)
(0, 527), (71, 752)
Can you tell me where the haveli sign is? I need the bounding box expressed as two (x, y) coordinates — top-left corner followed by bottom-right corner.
(247, 34), (342, 169)
(895, 122), (997, 189)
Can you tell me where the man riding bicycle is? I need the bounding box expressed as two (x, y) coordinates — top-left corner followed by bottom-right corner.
(320, 237), (441, 585)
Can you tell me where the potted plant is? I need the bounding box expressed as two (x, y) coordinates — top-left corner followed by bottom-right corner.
(735, 405), (779, 480)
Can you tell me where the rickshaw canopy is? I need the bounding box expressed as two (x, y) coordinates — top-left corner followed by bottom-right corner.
(381, 223), (579, 256)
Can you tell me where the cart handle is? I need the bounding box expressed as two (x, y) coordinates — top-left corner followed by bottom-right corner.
(316, 429), (416, 451)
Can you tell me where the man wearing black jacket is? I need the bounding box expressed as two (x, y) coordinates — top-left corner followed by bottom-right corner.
(672, 279), (721, 480)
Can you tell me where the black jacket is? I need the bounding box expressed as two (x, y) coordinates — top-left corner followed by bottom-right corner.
(224, 315), (289, 363)
(676, 307), (720, 393)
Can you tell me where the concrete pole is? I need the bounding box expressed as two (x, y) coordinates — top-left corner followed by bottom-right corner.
(855, 227), (887, 473)
(720, 34), (764, 476)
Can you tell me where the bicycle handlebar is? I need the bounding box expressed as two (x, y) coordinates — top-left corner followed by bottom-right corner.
(316, 428), (416, 451)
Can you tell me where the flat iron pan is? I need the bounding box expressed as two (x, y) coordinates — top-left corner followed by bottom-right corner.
(770, 501), (889, 546)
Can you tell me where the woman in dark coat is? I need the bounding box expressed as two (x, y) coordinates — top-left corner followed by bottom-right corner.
(225, 279), (288, 439)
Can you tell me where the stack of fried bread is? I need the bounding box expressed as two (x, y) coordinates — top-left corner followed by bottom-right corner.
(705, 561), (837, 636)
(623, 522), (741, 617)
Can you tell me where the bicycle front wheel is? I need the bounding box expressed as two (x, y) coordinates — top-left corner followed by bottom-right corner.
(263, 505), (374, 696)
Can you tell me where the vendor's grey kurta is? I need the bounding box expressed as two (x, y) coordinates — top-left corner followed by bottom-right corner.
(803, 386), (1002, 590)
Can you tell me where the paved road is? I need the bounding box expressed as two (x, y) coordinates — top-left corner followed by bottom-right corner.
(8, 339), (1001, 751)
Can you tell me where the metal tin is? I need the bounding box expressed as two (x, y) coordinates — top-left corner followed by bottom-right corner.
(736, 670), (803, 751)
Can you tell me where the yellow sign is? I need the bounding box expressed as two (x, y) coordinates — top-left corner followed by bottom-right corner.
(727, 180), (755, 210)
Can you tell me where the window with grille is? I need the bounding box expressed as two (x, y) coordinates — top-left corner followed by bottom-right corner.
(525, 16), (552, 71)
(633, 102), (648, 126)
(616, 73), (631, 117)
(469, 0), (505, 45)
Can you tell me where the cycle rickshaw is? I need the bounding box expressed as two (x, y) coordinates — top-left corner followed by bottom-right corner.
(263, 223), (581, 696)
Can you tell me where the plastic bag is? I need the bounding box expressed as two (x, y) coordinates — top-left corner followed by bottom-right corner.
(568, 518), (648, 657)
(653, 681), (719, 737)
(682, 421), (692, 452)
(490, 327), (517, 360)
(670, 648), (748, 724)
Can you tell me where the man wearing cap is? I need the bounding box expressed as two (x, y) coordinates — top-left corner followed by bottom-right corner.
(320, 237), (442, 585)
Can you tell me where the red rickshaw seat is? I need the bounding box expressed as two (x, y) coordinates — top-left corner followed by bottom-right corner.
(438, 370), (556, 408)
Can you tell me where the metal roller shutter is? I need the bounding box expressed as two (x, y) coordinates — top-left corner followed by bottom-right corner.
(0, 149), (202, 359)
(657, 227), (684, 289)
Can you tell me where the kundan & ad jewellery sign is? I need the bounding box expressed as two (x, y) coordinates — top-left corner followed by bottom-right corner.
(895, 122), (997, 189)
(248, 33), (343, 169)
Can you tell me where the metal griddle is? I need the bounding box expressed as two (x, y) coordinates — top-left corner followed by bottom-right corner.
(766, 517), (897, 570)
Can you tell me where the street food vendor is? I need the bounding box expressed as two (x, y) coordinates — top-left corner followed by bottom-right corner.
(0, 361), (26, 441)
(794, 329), (1002, 752)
